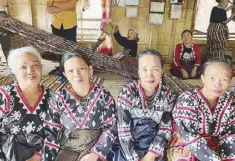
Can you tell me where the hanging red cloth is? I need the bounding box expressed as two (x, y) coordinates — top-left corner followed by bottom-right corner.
(97, 0), (113, 56)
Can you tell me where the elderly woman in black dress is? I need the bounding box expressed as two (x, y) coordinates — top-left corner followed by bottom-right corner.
(0, 46), (55, 161)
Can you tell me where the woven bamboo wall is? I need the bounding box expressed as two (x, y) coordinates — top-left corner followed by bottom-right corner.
(110, 0), (199, 60)
(5, 0), (235, 62)
(31, 0), (52, 32)
(8, 0), (32, 25)
(7, 0), (204, 61)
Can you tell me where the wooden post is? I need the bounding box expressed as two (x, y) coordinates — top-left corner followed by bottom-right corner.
(169, 18), (176, 60)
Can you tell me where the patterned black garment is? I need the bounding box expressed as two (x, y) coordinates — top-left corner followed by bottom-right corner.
(179, 44), (195, 75)
(117, 80), (175, 161)
(173, 88), (235, 161)
(0, 85), (51, 161)
(43, 83), (117, 161)
(113, 31), (138, 58)
(206, 6), (228, 60)
(206, 22), (228, 60)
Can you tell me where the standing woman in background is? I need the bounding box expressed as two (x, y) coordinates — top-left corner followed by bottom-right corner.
(206, 0), (235, 60)
(47, 0), (78, 42)
(47, 0), (78, 83)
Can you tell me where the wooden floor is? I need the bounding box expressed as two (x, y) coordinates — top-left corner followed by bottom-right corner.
(98, 73), (125, 100)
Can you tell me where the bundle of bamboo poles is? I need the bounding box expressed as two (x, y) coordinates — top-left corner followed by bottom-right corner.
(0, 13), (195, 95)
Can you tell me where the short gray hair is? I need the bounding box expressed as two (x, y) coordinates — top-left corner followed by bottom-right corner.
(7, 46), (42, 74)
(202, 58), (233, 75)
(138, 49), (164, 68)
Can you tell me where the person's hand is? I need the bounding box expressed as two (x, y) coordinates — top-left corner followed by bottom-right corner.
(114, 25), (119, 32)
(52, 1), (75, 11)
(190, 66), (198, 78)
(26, 154), (41, 161)
(52, 0), (55, 6)
(66, 6), (75, 12)
(227, 5), (234, 11)
(80, 153), (100, 161)
(81, 154), (90, 161)
(141, 152), (158, 161)
(181, 68), (189, 79)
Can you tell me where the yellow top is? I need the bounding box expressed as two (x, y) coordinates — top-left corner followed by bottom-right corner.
(49, 0), (77, 30)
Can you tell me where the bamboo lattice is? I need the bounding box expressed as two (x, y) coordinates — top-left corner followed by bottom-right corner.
(0, 13), (196, 95)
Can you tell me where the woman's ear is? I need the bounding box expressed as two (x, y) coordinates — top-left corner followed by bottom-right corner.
(201, 74), (204, 84)
(89, 66), (93, 76)
(63, 72), (67, 78)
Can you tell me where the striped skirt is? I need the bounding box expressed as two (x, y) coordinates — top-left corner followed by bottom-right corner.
(206, 22), (228, 60)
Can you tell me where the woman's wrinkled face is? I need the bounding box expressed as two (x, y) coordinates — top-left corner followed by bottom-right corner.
(201, 63), (232, 98)
(127, 29), (136, 40)
(15, 54), (42, 87)
(63, 57), (93, 86)
(138, 54), (163, 90)
(182, 31), (192, 44)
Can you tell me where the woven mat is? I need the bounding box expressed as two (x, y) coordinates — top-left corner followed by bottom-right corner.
(0, 75), (104, 92)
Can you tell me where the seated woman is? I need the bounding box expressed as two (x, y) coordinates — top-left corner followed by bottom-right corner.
(168, 58), (235, 161)
(113, 26), (139, 58)
(115, 49), (175, 161)
(170, 30), (201, 79)
(43, 51), (117, 161)
(0, 46), (53, 161)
